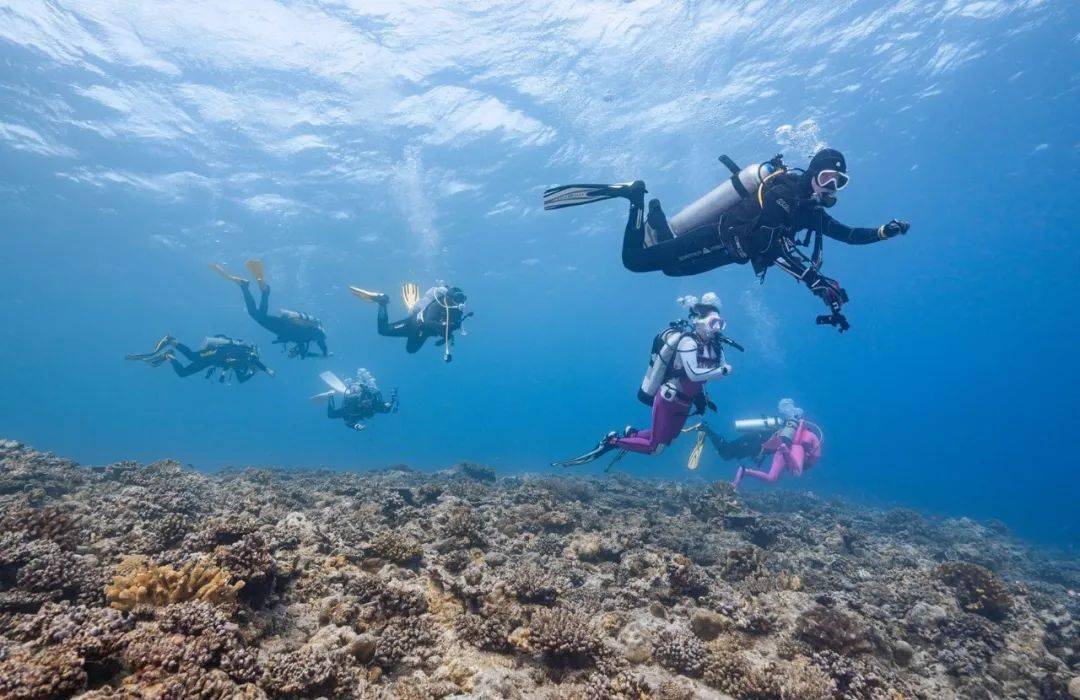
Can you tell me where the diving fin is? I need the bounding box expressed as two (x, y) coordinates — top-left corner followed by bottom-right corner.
(209, 263), (248, 285)
(244, 259), (267, 289)
(349, 286), (389, 304)
(687, 428), (706, 471)
(319, 370), (349, 395)
(542, 181), (645, 210)
(310, 390), (337, 402)
(401, 282), (421, 311)
(552, 432), (617, 467)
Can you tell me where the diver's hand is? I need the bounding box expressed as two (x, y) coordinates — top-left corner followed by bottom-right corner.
(265, 368), (276, 377)
(809, 274), (848, 309)
(879, 219), (910, 239)
(720, 363), (732, 376)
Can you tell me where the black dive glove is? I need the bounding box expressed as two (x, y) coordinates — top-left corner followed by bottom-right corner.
(879, 219), (910, 239)
(807, 271), (850, 332)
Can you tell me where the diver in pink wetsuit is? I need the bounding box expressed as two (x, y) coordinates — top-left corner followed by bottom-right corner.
(553, 293), (739, 467)
(730, 399), (823, 487)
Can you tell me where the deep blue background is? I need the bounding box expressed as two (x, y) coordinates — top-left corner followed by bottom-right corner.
(0, 2), (1076, 546)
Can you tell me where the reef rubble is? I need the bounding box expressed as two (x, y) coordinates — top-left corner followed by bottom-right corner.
(0, 439), (1077, 699)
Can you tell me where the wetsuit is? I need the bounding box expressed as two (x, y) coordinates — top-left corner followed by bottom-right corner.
(734, 420), (822, 487)
(612, 334), (728, 455)
(620, 173), (883, 313)
(703, 427), (768, 461)
(239, 283), (328, 358)
(378, 291), (467, 354)
(328, 388), (396, 430)
(169, 338), (270, 383)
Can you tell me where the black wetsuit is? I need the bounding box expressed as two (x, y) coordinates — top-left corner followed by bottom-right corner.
(328, 388), (396, 430)
(621, 172), (882, 286)
(240, 283), (328, 358)
(378, 298), (466, 354)
(170, 338), (269, 383)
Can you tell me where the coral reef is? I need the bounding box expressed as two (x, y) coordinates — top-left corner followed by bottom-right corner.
(0, 438), (1075, 698)
(105, 557), (244, 611)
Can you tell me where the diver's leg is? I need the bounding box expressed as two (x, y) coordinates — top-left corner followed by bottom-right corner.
(240, 283), (259, 318)
(378, 305), (415, 338)
(741, 452), (786, 483)
(170, 357), (209, 378)
(622, 202), (726, 274)
(784, 444), (806, 477)
(405, 333), (427, 353)
(613, 393), (682, 454)
(258, 285), (269, 315)
(172, 343), (200, 362)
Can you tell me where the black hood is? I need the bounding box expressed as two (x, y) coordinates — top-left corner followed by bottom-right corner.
(808, 148), (846, 175)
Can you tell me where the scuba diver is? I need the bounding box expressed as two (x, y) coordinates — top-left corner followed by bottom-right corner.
(126, 334), (273, 383)
(211, 260), (329, 358)
(312, 369), (398, 431)
(349, 282), (472, 362)
(553, 293), (741, 467)
(693, 398), (823, 487)
(543, 148), (910, 332)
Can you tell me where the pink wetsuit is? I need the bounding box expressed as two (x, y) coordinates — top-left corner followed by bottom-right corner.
(734, 420), (821, 486)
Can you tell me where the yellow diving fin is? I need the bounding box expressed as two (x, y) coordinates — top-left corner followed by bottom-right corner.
(244, 259), (266, 289)
(209, 263), (248, 284)
(349, 286), (388, 304)
(687, 427), (706, 471)
(401, 282), (421, 311)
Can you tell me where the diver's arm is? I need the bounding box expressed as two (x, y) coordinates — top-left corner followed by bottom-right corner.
(316, 339), (329, 357)
(774, 242), (848, 310)
(327, 397), (344, 419)
(676, 337), (730, 382)
(814, 209), (895, 245)
(251, 359), (274, 377)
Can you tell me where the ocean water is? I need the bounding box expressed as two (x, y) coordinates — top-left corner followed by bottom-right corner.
(0, 1), (1076, 547)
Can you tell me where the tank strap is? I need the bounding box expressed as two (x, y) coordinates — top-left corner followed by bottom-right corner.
(718, 155), (749, 198)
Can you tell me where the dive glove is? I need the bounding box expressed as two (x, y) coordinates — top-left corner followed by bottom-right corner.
(879, 219), (910, 239)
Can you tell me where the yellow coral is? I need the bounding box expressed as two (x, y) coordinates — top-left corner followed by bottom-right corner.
(105, 557), (244, 611)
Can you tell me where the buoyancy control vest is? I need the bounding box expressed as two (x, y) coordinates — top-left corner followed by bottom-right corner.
(280, 309), (323, 330)
(638, 322), (693, 405)
(668, 155), (810, 274)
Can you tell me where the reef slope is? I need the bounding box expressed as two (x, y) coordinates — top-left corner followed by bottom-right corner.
(0, 440), (1076, 699)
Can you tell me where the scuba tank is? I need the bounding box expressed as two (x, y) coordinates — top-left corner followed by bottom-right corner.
(280, 309), (323, 330)
(668, 155), (785, 239)
(734, 416), (784, 432)
(203, 335), (249, 350)
(638, 322), (689, 405)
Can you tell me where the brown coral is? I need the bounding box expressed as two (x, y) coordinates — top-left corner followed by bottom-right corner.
(937, 561), (1012, 621)
(105, 558), (243, 611)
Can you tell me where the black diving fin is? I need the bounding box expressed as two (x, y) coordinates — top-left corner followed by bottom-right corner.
(552, 432), (618, 467)
(542, 181), (645, 210)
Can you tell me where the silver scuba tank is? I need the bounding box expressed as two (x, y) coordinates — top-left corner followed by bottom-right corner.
(734, 416), (784, 432)
(668, 163), (775, 238)
(638, 327), (685, 405)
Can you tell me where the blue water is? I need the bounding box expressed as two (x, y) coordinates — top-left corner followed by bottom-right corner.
(0, 2), (1077, 545)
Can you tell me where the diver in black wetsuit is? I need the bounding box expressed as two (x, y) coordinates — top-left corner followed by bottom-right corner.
(350, 283), (472, 361)
(126, 334), (273, 383)
(324, 371), (398, 431)
(544, 149), (910, 331)
(211, 260), (328, 358)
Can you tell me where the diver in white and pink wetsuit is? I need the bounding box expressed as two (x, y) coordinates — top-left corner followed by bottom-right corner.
(553, 294), (738, 467)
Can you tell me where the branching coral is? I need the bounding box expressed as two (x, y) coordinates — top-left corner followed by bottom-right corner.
(654, 628), (708, 678)
(529, 607), (605, 668)
(367, 529), (422, 566)
(105, 558), (243, 611)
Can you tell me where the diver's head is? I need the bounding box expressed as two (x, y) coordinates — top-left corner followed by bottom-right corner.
(778, 398), (804, 421)
(442, 286), (467, 306)
(807, 148), (848, 208)
(685, 292), (725, 339)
